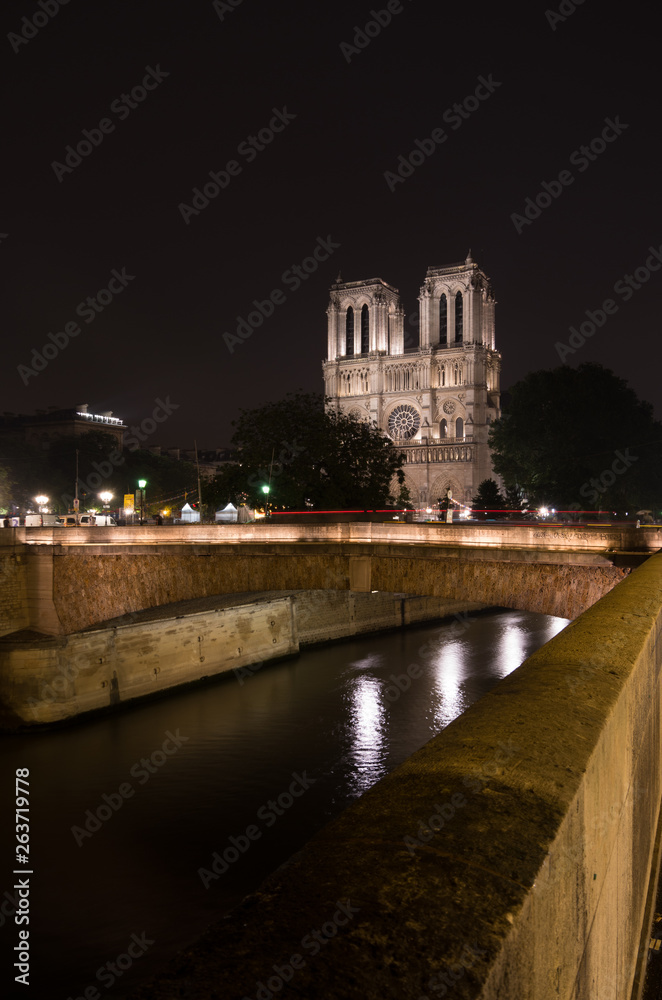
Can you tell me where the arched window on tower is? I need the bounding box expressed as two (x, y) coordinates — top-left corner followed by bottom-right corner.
(439, 294), (447, 345)
(455, 417), (464, 439)
(440, 418), (448, 438)
(440, 365), (446, 387)
(361, 304), (370, 354)
(455, 291), (463, 342)
(346, 307), (354, 355)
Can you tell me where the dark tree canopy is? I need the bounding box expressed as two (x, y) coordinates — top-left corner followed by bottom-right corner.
(206, 392), (406, 511)
(488, 363), (662, 512)
(472, 479), (506, 518)
(0, 429), (198, 514)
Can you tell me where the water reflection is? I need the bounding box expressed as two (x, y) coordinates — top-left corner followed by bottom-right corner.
(495, 611), (568, 677)
(432, 641), (467, 729)
(0, 608), (569, 998)
(345, 674), (388, 795)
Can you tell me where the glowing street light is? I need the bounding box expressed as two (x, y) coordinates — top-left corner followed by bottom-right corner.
(99, 491), (113, 509)
(261, 484), (270, 516)
(34, 495), (49, 512)
(138, 479), (147, 526)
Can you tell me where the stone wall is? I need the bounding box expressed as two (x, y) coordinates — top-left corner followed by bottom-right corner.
(16, 520), (662, 551)
(0, 536), (29, 635)
(0, 527), (634, 639)
(0, 591), (485, 727)
(130, 552), (662, 1000)
(0, 595), (298, 727)
(293, 590), (484, 646)
(45, 543), (626, 635)
(369, 550), (627, 620)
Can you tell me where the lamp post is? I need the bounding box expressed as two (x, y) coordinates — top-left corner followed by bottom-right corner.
(138, 480), (146, 526)
(261, 484), (270, 517)
(99, 491), (113, 510)
(34, 495), (49, 512)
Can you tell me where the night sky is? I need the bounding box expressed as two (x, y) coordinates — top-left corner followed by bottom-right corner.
(2, 0), (660, 448)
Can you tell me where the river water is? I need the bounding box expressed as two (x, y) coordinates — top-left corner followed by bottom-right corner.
(0, 608), (568, 999)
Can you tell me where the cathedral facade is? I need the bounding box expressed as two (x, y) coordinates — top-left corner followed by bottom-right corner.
(322, 254), (501, 507)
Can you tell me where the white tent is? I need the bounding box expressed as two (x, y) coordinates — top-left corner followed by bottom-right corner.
(179, 502), (200, 523)
(215, 503), (238, 523)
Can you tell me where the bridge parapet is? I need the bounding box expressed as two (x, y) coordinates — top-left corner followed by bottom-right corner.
(131, 552), (662, 1000)
(5, 520), (662, 552)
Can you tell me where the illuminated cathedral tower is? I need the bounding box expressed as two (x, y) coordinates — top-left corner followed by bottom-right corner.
(322, 253), (501, 506)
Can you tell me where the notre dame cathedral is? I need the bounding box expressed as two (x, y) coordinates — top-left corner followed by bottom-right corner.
(323, 253), (501, 507)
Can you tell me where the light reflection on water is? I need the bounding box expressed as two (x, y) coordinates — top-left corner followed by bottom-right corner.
(345, 673), (389, 794)
(339, 609), (569, 796)
(0, 607), (569, 997)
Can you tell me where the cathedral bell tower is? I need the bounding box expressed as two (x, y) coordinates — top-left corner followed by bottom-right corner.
(323, 254), (501, 507)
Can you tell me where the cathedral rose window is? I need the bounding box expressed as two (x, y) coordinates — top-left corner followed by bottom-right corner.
(388, 404), (420, 439)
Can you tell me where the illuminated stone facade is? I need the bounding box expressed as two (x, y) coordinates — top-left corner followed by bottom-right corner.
(323, 254), (501, 506)
(0, 404), (126, 450)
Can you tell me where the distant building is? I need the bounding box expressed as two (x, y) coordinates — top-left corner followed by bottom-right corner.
(0, 404), (126, 450)
(322, 253), (501, 506)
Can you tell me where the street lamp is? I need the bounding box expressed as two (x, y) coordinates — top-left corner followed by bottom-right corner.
(261, 484), (270, 517)
(34, 495), (49, 512)
(99, 491), (113, 509)
(138, 480), (146, 526)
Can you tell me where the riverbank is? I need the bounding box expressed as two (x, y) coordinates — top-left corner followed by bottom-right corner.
(0, 590), (486, 728)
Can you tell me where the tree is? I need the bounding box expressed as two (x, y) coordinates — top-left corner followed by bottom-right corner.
(0, 431), (46, 510)
(471, 479), (506, 519)
(488, 363), (662, 513)
(503, 483), (531, 520)
(206, 392), (406, 511)
(0, 429), (199, 515)
(0, 465), (11, 512)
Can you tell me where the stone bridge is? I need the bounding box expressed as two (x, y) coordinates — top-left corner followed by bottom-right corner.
(2, 521), (662, 997)
(1, 521), (657, 637)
